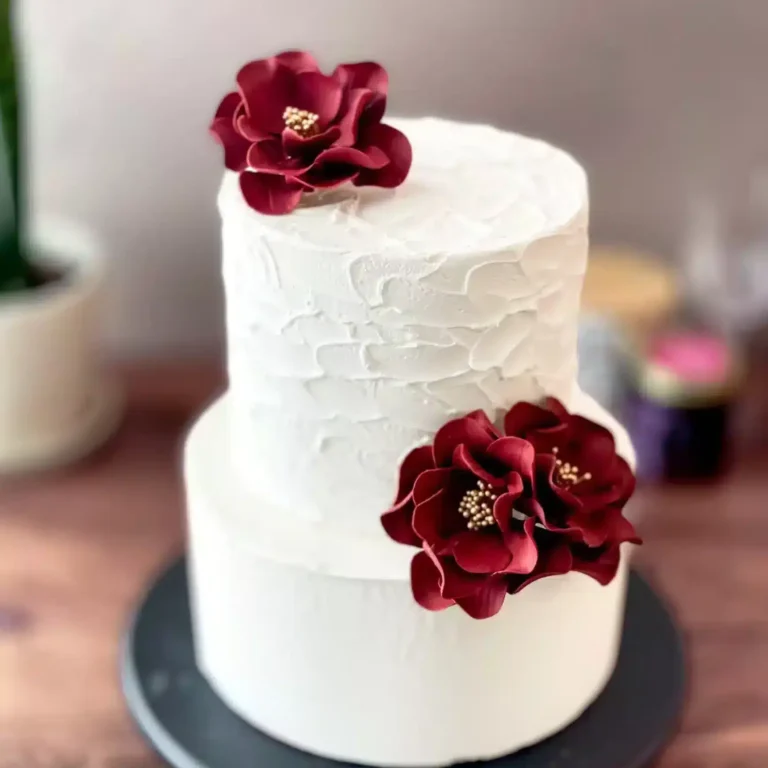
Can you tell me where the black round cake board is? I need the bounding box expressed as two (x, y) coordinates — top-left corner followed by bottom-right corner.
(121, 557), (686, 768)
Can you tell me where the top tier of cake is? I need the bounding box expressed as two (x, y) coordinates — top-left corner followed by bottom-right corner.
(220, 117), (589, 538)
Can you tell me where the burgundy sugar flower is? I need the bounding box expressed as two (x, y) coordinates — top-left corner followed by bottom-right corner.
(505, 398), (640, 550)
(210, 50), (412, 215)
(381, 399), (640, 620)
(382, 410), (539, 619)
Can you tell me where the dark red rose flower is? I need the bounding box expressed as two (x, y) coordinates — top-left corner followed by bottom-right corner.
(382, 410), (539, 619)
(210, 50), (412, 215)
(505, 398), (640, 549)
(382, 399), (640, 620)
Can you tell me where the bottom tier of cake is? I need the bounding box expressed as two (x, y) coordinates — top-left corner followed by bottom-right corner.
(185, 393), (635, 767)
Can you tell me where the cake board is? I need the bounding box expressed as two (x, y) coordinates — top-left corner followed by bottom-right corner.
(121, 557), (686, 768)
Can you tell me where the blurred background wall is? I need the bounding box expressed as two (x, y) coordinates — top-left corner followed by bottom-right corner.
(21, 0), (768, 356)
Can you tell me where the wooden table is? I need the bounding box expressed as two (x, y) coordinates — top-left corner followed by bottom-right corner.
(1, 363), (767, 768)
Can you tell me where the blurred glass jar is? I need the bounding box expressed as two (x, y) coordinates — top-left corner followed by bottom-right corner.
(628, 330), (742, 482)
(682, 172), (768, 337)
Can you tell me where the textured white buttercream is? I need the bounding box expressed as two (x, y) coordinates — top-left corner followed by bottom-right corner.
(185, 391), (635, 765)
(221, 118), (589, 536)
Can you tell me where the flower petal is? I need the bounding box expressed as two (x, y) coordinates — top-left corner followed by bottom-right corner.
(333, 62), (389, 96)
(570, 416), (618, 469)
(504, 400), (561, 438)
(492, 492), (536, 562)
(486, 436), (535, 480)
(213, 91), (242, 121)
(275, 50), (320, 73)
(394, 445), (435, 504)
(504, 473), (524, 499)
(515, 496), (547, 527)
(501, 516), (538, 574)
(413, 486), (462, 549)
(614, 456), (637, 499)
(282, 125), (341, 160)
(571, 544), (621, 585)
(354, 122), (413, 188)
(412, 488), (445, 546)
(531, 454), (581, 531)
(507, 540), (573, 594)
(545, 397), (571, 421)
(412, 467), (454, 503)
(427, 550), (487, 600)
(239, 172), (304, 215)
(492, 492), (517, 531)
(297, 164), (359, 189)
(361, 94), (387, 129)
(295, 144), (392, 191)
(318, 145), (390, 169)
(433, 411), (499, 467)
(452, 531), (512, 574)
(210, 93), (251, 172)
(571, 505), (642, 548)
(237, 59), (295, 134)
(413, 469), (471, 549)
(335, 88), (375, 146)
(455, 576), (508, 619)
(333, 63), (388, 129)
(247, 139), (311, 174)
(236, 112), (270, 142)
(602, 510), (642, 546)
(293, 71), (343, 125)
(537, 540), (574, 578)
(578, 455), (636, 512)
(465, 409), (499, 431)
(411, 551), (454, 612)
(452, 444), (501, 487)
(381, 505), (420, 547)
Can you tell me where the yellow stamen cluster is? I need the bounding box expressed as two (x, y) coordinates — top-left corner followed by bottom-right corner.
(283, 106), (320, 137)
(552, 446), (592, 488)
(459, 480), (499, 531)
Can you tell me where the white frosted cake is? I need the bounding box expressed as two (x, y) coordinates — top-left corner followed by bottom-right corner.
(187, 52), (639, 767)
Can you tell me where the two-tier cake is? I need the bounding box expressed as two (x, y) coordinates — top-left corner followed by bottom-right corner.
(185, 51), (640, 766)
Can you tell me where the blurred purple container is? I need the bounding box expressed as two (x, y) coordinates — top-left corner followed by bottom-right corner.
(628, 331), (741, 482)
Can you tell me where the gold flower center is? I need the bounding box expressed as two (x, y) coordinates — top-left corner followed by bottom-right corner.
(459, 480), (499, 531)
(283, 106), (320, 137)
(552, 446), (592, 488)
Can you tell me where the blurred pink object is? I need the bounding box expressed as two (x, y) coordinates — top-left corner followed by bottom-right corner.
(649, 332), (733, 384)
(630, 329), (741, 482)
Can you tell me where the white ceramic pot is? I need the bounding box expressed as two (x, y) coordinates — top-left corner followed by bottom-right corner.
(0, 218), (121, 473)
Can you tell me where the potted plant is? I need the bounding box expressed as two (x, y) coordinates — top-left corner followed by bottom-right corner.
(0, 1), (120, 472)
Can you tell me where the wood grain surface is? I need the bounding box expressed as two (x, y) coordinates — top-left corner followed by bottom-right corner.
(1, 362), (767, 768)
